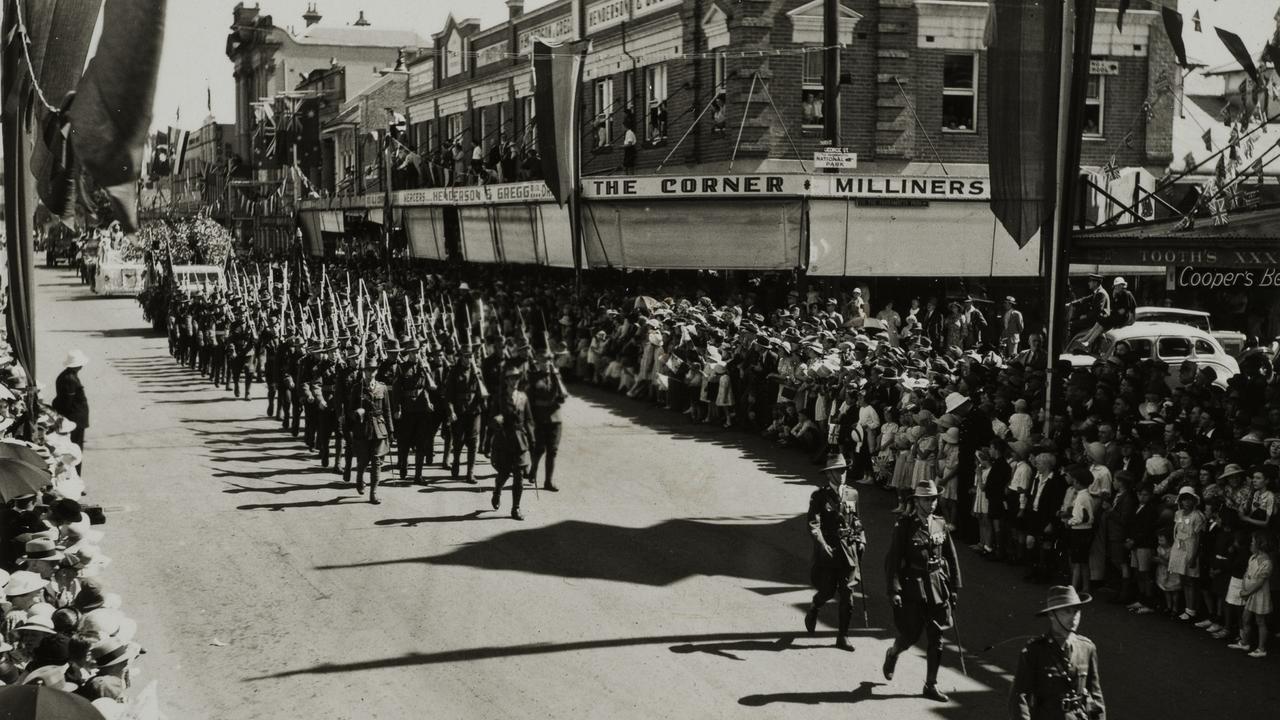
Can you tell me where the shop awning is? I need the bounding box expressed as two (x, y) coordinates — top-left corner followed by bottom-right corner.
(1072, 205), (1280, 267)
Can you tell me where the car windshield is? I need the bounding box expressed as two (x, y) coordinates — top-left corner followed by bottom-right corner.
(1138, 311), (1211, 332)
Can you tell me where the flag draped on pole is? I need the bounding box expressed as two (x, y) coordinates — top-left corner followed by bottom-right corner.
(985, 0), (1066, 248)
(1162, 7), (1189, 68)
(1215, 27), (1260, 86)
(68, 0), (167, 232)
(533, 38), (590, 206)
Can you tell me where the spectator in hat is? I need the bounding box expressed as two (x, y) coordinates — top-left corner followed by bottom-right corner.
(998, 297), (1024, 356)
(52, 349), (90, 476)
(1110, 277), (1136, 328)
(82, 637), (141, 701)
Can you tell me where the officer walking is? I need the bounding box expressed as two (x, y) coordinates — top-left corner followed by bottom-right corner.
(804, 453), (866, 651)
(446, 347), (486, 484)
(490, 362), (535, 520)
(1009, 586), (1105, 719)
(883, 479), (962, 702)
(349, 352), (394, 504)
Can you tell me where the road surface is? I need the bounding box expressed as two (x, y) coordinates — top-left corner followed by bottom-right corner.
(33, 266), (1277, 719)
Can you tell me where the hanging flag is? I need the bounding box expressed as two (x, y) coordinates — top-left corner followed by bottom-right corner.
(1116, 0), (1129, 32)
(172, 127), (191, 176)
(985, 0), (1066, 248)
(533, 38), (591, 206)
(983, 0), (997, 48)
(1215, 27), (1261, 86)
(1102, 155), (1121, 181)
(1162, 8), (1188, 68)
(1265, 42), (1280, 80)
(1183, 151), (1197, 171)
(69, 0), (166, 232)
(1202, 128), (1212, 151)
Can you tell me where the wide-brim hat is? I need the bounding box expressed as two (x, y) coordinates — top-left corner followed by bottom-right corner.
(1217, 463), (1247, 482)
(62, 349), (89, 368)
(944, 392), (971, 414)
(821, 453), (849, 472)
(18, 537), (64, 564)
(16, 614), (56, 634)
(90, 637), (142, 668)
(1087, 273), (1103, 281)
(1112, 276), (1127, 286)
(1177, 485), (1200, 503)
(913, 480), (940, 498)
(21, 663), (77, 692)
(1036, 585), (1092, 615)
(940, 427), (961, 445)
(3, 570), (49, 597)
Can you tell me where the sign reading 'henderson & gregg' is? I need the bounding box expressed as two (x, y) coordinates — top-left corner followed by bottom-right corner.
(582, 175), (991, 199)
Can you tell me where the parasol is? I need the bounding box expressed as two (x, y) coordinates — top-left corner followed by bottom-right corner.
(0, 440), (52, 501)
(634, 295), (668, 313)
(0, 686), (106, 720)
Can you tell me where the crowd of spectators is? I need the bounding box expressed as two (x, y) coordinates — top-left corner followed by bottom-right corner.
(0, 340), (154, 715)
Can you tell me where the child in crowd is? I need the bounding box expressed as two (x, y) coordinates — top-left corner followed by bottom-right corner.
(1229, 530), (1273, 658)
(1155, 531), (1181, 615)
(1127, 484), (1160, 614)
(1064, 467), (1096, 595)
(874, 407), (899, 487)
(1170, 487), (1206, 621)
(1241, 467), (1276, 530)
(1197, 500), (1230, 633)
(1216, 526), (1252, 640)
(972, 448), (993, 554)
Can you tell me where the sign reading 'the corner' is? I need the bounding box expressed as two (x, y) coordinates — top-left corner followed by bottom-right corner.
(584, 175), (803, 198)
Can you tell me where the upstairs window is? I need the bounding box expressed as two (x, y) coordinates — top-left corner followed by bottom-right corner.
(802, 50), (824, 128)
(1083, 73), (1105, 137)
(942, 53), (977, 133)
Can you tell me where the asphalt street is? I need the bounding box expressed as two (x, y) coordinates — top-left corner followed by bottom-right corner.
(33, 265), (1280, 719)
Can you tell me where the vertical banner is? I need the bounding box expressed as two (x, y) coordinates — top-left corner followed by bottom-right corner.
(69, 0), (167, 231)
(532, 39), (590, 206)
(985, 0), (1065, 249)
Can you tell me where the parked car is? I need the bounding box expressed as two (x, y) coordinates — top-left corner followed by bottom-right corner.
(1060, 321), (1240, 388)
(1133, 306), (1248, 357)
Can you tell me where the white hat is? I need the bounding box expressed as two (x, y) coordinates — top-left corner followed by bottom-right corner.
(81, 608), (138, 643)
(1112, 277), (1127, 286)
(3, 570), (49, 597)
(21, 663), (77, 691)
(62, 349), (89, 368)
(944, 392), (972, 414)
(16, 614), (56, 634)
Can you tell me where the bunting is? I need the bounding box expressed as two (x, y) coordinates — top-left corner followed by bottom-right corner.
(1215, 27), (1260, 85)
(1162, 7), (1188, 68)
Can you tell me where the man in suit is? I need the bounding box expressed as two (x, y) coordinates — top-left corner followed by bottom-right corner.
(883, 480), (962, 702)
(1000, 296), (1025, 356)
(490, 362), (535, 520)
(52, 349), (90, 476)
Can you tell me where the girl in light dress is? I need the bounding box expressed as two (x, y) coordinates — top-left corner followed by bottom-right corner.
(875, 407), (900, 487)
(937, 427), (961, 528)
(1169, 490), (1206, 621)
(909, 416), (938, 487)
(1231, 530), (1273, 658)
(972, 448), (993, 553)
(1155, 532), (1182, 615)
(891, 413), (920, 513)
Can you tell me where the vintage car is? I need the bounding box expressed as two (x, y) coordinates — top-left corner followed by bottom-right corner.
(1133, 306), (1248, 357)
(1060, 321), (1240, 388)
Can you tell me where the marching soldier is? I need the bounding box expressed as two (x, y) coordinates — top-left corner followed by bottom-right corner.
(490, 362), (535, 520)
(883, 479), (962, 702)
(391, 340), (435, 484)
(425, 349), (451, 471)
(1009, 586), (1105, 719)
(288, 336), (307, 438)
(446, 346), (486, 484)
(804, 453), (866, 651)
(300, 346), (322, 450)
(227, 319), (256, 399)
(209, 319), (228, 388)
(527, 348), (566, 492)
(261, 325), (280, 417)
(315, 352), (346, 470)
(349, 351), (394, 504)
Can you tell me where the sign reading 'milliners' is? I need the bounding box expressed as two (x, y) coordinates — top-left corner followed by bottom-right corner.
(582, 175), (990, 199)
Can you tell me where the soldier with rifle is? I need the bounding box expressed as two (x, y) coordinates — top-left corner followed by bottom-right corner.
(349, 347), (394, 504)
(527, 347), (567, 492)
(391, 339), (436, 485)
(445, 343), (487, 484)
(490, 360), (535, 521)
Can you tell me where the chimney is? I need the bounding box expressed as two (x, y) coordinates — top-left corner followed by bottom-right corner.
(302, 3), (321, 27)
(353, 10), (370, 26)
(506, 0), (524, 20)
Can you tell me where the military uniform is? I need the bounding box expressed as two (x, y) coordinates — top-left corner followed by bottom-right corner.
(1010, 634), (1105, 719)
(315, 359), (345, 469)
(527, 361), (566, 490)
(804, 479), (865, 646)
(349, 371), (393, 503)
(883, 505), (962, 690)
(490, 368), (535, 520)
(391, 349), (436, 483)
(227, 322), (256, 398)
(446, 357), (486, 483)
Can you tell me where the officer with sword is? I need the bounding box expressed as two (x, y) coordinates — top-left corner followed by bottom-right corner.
(804, 453), (867, 651)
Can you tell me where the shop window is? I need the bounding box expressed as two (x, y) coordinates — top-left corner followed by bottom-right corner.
(594, 77), (614, 147)
(1083, 73), (1104, 137)
(623, 70), (637, 131)
(942, 53), (977, 133)
(713, 51), (727, 99)
(645, 64), (668, 142)
(802, 49), (824, 128)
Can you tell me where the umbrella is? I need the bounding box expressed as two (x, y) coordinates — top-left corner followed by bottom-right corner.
(0, 440), (52, 501)
(635, 295), (667, 313)
(0, 686), (106, 720)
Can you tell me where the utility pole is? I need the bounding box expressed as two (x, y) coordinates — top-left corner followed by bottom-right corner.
(822, 0), (841, 148)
